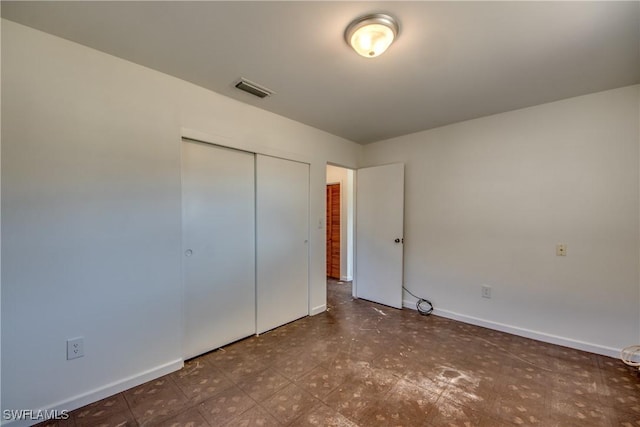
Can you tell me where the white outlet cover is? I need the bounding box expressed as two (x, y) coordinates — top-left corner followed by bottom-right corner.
(67, 337), (84, 360)
(481, 286), (492, 298)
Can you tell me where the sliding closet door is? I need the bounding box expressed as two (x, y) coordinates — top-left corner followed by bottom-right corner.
(256, 155), (310, 334)
(182, 140), (255, 359)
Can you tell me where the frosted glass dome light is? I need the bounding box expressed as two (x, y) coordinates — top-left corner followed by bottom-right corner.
(345, 14), (399, 58)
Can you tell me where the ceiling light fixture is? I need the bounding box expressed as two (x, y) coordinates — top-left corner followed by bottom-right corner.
(345, 13), (399, 58)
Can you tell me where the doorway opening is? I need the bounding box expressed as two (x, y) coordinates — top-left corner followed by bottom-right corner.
(326, 165), (354, 282)
(326, 183), (341, 279)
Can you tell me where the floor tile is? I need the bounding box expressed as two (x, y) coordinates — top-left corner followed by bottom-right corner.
(424, 398), (486, 427)
(171, 358), (234, 403)
(292, 404), (358, 427)
(221, 405), (281, 427)
(615, 408), (640, 426)
(261, 383), (321, 425)
(547, 390), (615, 427)
(272, 351), (321, 381)
(197, 385), (256, 426)
(235, 367), (291, 402)
(221, 354), (275, 383)
(552, 372), (608, 401)
(154, 407), (209, 427)
(322, 367), (398, 421)
(72, 394), (135, 427)
(489, 390), (547, 425)
(355, 379), (438, 426)
(295, 365), (347, 399)
(123, 375), (189, 425)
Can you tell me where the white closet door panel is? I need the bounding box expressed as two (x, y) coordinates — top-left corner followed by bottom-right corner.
(182, 141), (255, 359)
(256, 155), (309, 334)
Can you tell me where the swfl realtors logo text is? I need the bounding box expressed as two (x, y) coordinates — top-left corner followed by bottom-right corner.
(2, 409), (70, 421)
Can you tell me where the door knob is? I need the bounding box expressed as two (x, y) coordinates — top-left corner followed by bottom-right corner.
(394, 238), (400, 243)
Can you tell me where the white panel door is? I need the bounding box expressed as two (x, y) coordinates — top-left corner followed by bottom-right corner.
(356, 163), (405, 309)
(182, 141), (255, 359)
(256, 155), (309, 334)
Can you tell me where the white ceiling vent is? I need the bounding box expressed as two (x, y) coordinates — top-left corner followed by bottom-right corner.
(234, 78), (274, 99)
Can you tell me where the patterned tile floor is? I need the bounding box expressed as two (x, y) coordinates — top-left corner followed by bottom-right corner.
(39, 279), (640, 426)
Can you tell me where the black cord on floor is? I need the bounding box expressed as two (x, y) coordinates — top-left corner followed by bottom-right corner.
(403, 286), (434, 316)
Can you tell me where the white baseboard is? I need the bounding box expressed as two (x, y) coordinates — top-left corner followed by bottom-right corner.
(2, 359), (184, 427)
(402, 299), (620, 359)
(310, 304), (327, 316)
(339, 275), (353, 282)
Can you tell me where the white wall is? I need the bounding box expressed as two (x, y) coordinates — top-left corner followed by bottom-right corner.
(363, 85), (640, 356)
(326, 165), (354, 281)
(1, 20), (361, 423)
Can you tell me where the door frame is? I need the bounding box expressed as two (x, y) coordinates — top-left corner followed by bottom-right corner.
(325, 163), (356, 291)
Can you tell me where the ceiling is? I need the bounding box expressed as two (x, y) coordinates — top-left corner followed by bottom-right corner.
(3, 1), (639, 144)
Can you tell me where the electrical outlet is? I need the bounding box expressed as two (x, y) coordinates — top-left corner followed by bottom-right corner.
(556, 243), (567, 256)
(67, 337), (84, 360)
(481, 285), (491, 299)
